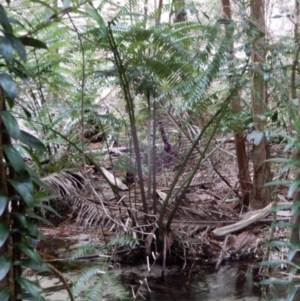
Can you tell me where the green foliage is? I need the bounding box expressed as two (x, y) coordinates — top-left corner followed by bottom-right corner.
(108, 233), (140, 248)
(70, 234), (139, 261)
(70, 244), (97, 261)
(5, 0), (239, 175)
(2, 0), (299, 298)
(70, 234), (138, 300)
(0, 4), (51, 300)
(72, 266), (129, 301)
(262, 120), (300, 300)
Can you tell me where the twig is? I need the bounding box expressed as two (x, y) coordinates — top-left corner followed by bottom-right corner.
(181, 247), (186, 271)
(88, 182), (157, 235)
(162, 230), (167, 277)
(211, 163), (240, 198)
(215, 234), (230, 270)
(57, 216), (75, 226)
(132, 255), (158, 299)
(187, 259), (196, 283)
(48, 263), (75, 301)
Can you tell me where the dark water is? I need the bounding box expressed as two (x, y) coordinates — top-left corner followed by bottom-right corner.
(30, 258), (262, 300)
(132, 262), (261, 301)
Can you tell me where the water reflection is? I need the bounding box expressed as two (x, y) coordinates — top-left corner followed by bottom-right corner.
(143, 262), (261, 301)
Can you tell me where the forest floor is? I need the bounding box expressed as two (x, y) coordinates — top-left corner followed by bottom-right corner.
(37, 138), (291, 269)
(32, 138), (293, 300)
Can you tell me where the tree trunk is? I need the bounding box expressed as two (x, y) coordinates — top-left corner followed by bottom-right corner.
(173, 0), (187, 23)
(0, 87), (10, 295)
(288, 2), (300, 300)
(222, 0), (253, 208)
(155, 0), (163, 25)
(250, 0), (272, 209)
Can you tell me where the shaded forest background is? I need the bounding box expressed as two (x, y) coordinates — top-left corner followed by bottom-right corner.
(1, 0), (300, 300)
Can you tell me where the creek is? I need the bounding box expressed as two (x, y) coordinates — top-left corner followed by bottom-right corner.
(120, 261), (261, 301)
(30, 261), (262, 300)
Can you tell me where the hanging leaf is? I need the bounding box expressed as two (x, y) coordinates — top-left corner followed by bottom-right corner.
(8, 17), (24, 28)
(27, 212), (55, 227)
(12, 57), (27, 76)
(33, 191), (57, 203)
(13, 213), (38, 237)
(0, 111), (20, 140)
(0, 191), (8, 216)
(86, 8), (107, 35)
(34, 203), (60, 217)
(0, 36), (13, 62)
(0, 73), (18, 99)
(19, 130), (46, 151)
(28, 236), (39, 249)
(11, 67), (28, 84)
(15, 258), (51, 272)
(3, 145), (26, 174)
(0, 255), (11, 281)
(8, 174), (34, 208)
(28, 172), (51, 194)
(4, 33), (26, 62)
(16, 278), (45, 301)
(16, 243), (43, 264)
(19, 104), (32, 120)
(0, 288), (10, 301)
(19, 37), (47, 49)
(0, 5), (13, 33)
(37, 228), (48, 242)
(0, 223), (9, 248)
(19, 145), (42, 169)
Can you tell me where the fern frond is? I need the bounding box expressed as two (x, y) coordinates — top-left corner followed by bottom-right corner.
(72, 266), (106, 297)
(69, 244), (97, 261)
(100, 273), (129, 301)
(108, 234), (140, 248)
(83, 282), (103, 301)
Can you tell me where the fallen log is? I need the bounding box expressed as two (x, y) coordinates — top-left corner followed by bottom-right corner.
(212, 202), (274, 237)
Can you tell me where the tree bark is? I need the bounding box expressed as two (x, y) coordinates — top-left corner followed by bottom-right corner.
(173, 0), (187, 23)
(288, 2), (300, 300)
(0, 87), (10, 294)
(222, 0), (253, 208)
(156, 0), (163, 25)
(250, 0), (272, 209)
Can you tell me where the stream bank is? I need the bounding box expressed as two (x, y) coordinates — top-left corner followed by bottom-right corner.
(27, 261), (262, 300)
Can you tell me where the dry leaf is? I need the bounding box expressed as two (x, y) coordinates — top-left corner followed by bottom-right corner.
(100, 167), (128, 190)
(156, 189), (167, 201)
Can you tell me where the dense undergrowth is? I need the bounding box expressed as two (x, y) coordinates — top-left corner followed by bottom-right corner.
(1, 0), (300, 300)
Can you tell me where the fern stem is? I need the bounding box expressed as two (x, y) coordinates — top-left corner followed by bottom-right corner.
(107, 23), (149, 221)
(152, 101), (157, 215)
(166, 92), (232, 229)
(67, 12), (87, 173)
(157, 24), (237, 235)
(146, 93), (152, 202)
